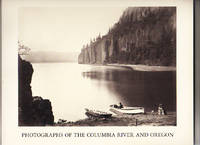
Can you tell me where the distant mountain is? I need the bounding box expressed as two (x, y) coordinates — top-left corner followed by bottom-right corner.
(78, 7), (176, 66)
(22, 51), (79, 63)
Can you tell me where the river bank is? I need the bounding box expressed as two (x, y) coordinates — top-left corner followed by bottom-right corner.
(54, 112), (176, 126)
(106, 64), (176, 72)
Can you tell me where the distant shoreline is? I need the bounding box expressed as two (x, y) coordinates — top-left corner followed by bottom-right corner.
(106, 64), (176, 72)
(29, 61), (176, 72)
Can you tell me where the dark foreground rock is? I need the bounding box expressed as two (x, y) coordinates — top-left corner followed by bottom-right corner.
(18, 56), (54, 126)
(31, 96), (54, 126)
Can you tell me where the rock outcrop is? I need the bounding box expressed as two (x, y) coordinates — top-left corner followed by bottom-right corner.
(18, 56), (54, 126)
(31, 96), (54, 126)
(78, 7), (176, 66)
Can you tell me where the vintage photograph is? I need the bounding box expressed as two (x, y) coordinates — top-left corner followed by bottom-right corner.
(18, 7), (176, 126)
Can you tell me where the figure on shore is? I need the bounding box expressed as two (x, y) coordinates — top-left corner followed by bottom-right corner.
(119, 102), (124, 108)
(158, 104), (167, 115)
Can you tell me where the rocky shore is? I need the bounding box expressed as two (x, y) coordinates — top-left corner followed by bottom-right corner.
(54, 112), (176, 126)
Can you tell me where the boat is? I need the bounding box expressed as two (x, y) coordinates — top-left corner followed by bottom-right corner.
(85, 108), (112, 119)
(109, 104), (145, 115)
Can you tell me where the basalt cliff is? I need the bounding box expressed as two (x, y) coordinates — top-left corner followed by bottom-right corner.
(78, 7), (176, 66)
(18, 56), (54, 126)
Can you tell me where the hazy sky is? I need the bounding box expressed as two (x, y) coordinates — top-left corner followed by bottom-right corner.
(18, 7), (126, 53)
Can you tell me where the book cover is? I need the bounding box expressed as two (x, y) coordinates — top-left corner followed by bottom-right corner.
(1, 0), (194, 145)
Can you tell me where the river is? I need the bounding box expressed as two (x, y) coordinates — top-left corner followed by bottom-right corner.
(31, 63), (176, 122)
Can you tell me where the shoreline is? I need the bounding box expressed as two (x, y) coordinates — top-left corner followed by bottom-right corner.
(30, 62), (176, 72)
(54, 111), (176, 126)
(106, 64), (176, 72)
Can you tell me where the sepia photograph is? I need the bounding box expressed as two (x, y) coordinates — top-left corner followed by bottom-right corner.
(18, 7), (176, 126)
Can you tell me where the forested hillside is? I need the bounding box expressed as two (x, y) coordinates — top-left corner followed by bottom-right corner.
(78, 7), (176, 66)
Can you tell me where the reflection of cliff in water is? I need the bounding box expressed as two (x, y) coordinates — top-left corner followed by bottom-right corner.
(82, 68), (176, 112)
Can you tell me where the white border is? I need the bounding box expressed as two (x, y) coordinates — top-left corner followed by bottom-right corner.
(2, 0), (193, 145)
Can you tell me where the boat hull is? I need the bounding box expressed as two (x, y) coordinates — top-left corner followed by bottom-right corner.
(85, 109), (112, 119)
(109, 107), (145, 115)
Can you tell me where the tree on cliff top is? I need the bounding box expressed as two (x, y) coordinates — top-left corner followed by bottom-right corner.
(18, 41), (31, 56)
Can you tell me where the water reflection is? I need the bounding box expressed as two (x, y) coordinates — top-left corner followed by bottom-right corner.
(82, 67), (176, 112)
(31, 63), (176, 121)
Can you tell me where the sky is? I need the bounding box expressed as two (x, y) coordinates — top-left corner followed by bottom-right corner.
(18, 7), (126, 53)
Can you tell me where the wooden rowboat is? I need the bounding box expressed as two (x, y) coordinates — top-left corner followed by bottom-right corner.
(85, 108), (112, 119)
(109, 105), (145, 115)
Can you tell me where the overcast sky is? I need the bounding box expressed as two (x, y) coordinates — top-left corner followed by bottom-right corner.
(18, 7), (126, 53)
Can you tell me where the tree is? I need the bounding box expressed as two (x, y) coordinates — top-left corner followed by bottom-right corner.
(18, 41), (31, 55)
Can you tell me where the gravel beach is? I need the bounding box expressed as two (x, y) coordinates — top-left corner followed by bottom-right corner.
(54, 112), (176, 126)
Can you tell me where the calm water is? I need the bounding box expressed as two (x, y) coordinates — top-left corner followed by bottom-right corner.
(31, 63), (176, 122)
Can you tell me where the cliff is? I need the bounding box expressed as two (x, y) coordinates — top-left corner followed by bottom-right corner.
(78, 7), (176, 66)
(18, 56), (54, 126)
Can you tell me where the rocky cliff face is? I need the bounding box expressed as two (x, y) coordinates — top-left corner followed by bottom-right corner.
(78, 7), (176, 66)
(18, 56), (54, 126)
